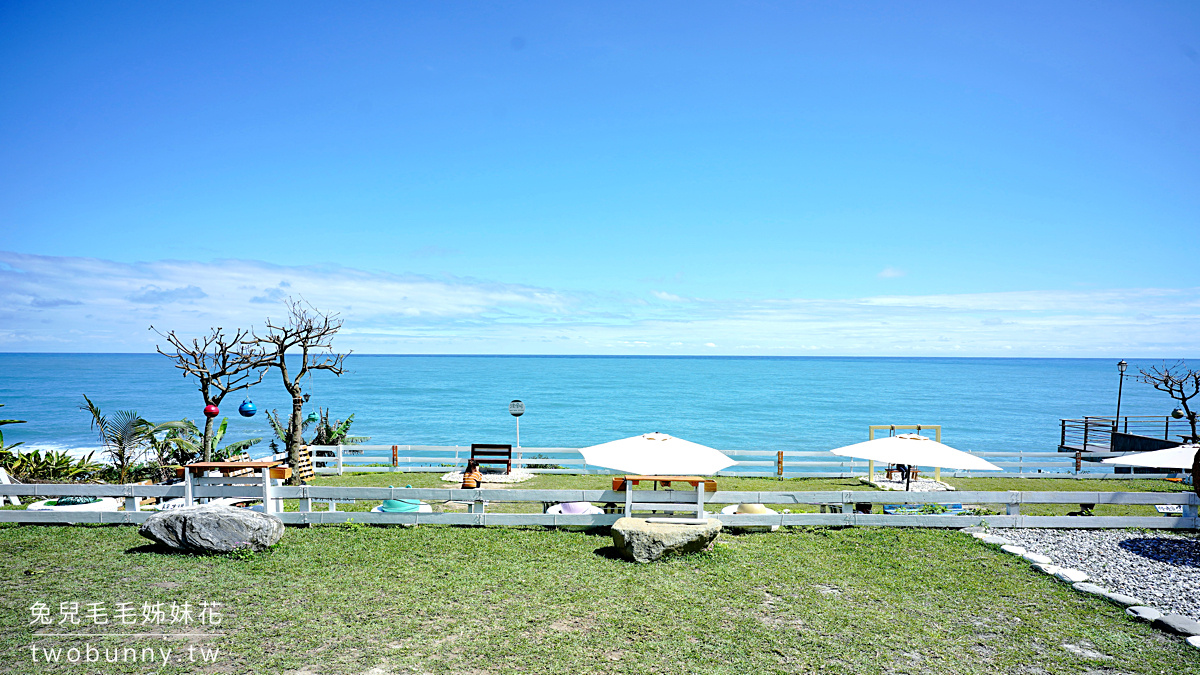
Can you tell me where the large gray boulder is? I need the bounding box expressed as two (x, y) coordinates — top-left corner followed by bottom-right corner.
(610, 517), (721, 563)
(140, 505), (284, 554)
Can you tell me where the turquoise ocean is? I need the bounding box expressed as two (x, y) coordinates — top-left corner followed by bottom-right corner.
(0, 355), (1182, 461)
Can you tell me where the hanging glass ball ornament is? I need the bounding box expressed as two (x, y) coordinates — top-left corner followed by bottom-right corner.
(1173, 408), (1186, 420)
(204, 404), (220, 418)
(238, 399), (257, 418)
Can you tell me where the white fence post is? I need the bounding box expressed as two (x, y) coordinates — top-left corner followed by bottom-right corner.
(337, 444), (344, 476)
(1006, 491), (1020, 516)
(262, 469), (272, 514)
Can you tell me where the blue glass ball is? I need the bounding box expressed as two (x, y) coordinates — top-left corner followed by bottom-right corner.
(238, 400), (257, 418)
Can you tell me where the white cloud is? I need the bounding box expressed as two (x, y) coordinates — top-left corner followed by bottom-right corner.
(651, 290), (685, 302)
(878, 267), (906, 279)
(1, 251), (1198, 356)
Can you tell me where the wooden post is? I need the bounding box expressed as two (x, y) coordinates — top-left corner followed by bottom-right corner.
(935, 467), (941, 482)
(392, 445), (398, 469)
(868, 460), (874, 483)
(776, 451), (784, 480)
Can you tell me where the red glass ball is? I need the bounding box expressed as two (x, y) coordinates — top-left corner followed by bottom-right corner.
(203, 404), (220, 418)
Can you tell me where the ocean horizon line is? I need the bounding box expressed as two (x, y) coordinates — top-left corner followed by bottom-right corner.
(0, 352), (1184, 361)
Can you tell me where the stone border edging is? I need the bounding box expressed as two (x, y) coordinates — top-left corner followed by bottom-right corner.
(961, 527), (1200, 651)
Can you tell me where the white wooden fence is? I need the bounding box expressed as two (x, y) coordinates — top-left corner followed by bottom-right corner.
(309, 445), (1176, 478)
(1, 482), (1194, 529)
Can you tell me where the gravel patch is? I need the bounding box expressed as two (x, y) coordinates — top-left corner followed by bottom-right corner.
(440, 469), (535, 484)
(862, 477), (955, 492)
(992, 528), (1200, 621)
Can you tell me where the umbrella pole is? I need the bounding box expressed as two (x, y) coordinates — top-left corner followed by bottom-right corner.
(905, 468), (911, 492)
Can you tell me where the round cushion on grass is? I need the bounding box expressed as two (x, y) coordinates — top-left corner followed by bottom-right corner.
(735, 503), (772, 515)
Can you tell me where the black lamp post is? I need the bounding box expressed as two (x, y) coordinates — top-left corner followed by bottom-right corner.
(1115, 360), (1128, 433)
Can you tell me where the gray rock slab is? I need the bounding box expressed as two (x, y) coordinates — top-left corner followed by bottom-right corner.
(1033, 563), (1062, 576)
(1126, 606), (1163, 623)
(1073, 582), (1109, 597)
(979, 535), (1012, 546)
(1055, 568), (1089, 584)
(1187, 635), (1200, 650)
(1000, 544), (1027, 555)
(1021, 552), (1053, 565)
(140, 504), (284, 554)
(1100, 591), (1145, 607)
(1152, 613), (1200, 636)
(611, 517), (721, 563)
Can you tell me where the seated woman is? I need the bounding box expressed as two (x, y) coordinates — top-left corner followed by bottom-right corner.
(460, 460), (483, 490)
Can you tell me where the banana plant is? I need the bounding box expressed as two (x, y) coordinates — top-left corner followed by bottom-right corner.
(0, 447), (102, 481)
(265, 408), (367, 446)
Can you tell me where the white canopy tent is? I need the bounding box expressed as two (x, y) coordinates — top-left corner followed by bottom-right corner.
(829, 433), (1001, 489)
(578, 432), (735, 476)
(1102, 444), (1199, 470)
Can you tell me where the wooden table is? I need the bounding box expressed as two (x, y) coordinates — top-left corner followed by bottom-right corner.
(178, 462), (291, 514)
(177, 461), (290, 479)
(612, 475), (716, 521)
(612, 475), (718, 492)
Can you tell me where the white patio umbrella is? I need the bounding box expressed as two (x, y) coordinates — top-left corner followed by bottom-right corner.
(579, 432), (735, 476)
(829, 434), (1001, 490)
(1102, 444), (1199, 469)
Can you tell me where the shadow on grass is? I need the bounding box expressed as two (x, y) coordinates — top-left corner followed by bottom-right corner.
(592, 546), (628, 561)
(124, 542), (184, 555)
(1118, 537), (1200, 568)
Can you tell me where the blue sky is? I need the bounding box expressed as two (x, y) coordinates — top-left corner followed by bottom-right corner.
(1, 1), (1198, 355)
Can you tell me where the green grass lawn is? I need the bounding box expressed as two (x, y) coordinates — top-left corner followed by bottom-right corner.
(2, 521), (1197, 674)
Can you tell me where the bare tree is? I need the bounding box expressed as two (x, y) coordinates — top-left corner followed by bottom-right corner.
(254, 299), (349, 483)
(152, 326), (267, 461)
(1137, 360), (1200, 443)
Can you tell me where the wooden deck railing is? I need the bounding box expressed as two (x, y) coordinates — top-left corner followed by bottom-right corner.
(1, 483), (1194, 529)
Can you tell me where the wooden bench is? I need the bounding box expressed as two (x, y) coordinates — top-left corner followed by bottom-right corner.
(885, 465), (920, 481)
(470, 443), (513, 475)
